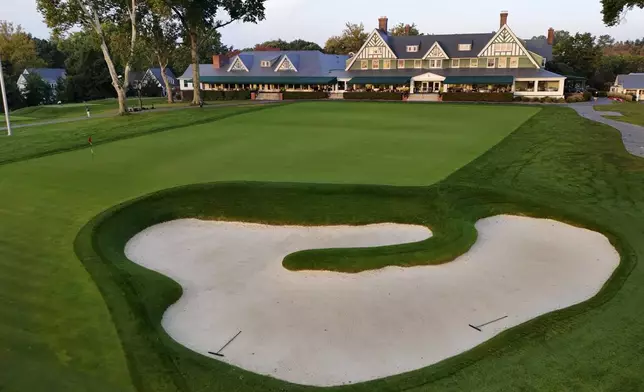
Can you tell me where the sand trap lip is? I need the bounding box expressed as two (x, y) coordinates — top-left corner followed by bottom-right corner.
(125, 216), (619, 386)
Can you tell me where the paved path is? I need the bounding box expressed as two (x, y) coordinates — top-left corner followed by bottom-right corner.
(0, 101), (278, 132)
(569, 99), (644, 158)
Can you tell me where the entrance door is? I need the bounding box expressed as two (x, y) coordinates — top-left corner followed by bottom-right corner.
(433, 82), (441, 93)
(421, 82), (429, 93)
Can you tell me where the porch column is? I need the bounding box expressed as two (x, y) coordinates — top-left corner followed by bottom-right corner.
(533, 80), (539, 93)
(410, 79), (415, 94)
(557, 80), (565, 97)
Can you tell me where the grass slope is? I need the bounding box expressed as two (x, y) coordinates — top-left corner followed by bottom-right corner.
(595, 102), (644, 126)
(2, 102), (643, 391)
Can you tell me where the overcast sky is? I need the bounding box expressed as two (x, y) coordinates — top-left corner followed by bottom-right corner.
(2, 0), (644, 48)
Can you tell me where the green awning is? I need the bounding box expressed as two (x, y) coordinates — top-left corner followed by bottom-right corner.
(191, 76), (337, 84)
(348, 77), (411, 85)
(443, 76), (514, 85)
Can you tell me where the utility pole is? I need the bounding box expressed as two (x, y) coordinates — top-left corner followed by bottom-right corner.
(0, 54), (12, 136)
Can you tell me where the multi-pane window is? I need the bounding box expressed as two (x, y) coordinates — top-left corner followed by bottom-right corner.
(398, 59), (406, 69)
(470, 58), (479, 67)
(452, 59), (460, 68)
(383, 60), (391, 69)
(261, 60), (271, 67)
(361, 60), (368, 70)
(497, 57), (507, 68)
(487, 58), (496, 68)
(414, 59), (422, 69)
(429, 59), (442, 69)
(458, 44), (472, 51)
(510, 57), (519, 68)
(372, 59), (380, 69)
(494, 43), (513, 53)
(407, 45), (419, 53)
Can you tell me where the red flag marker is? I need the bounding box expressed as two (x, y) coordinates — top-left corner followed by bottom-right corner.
(88, 136), (94, 157)
(88, 136), (93, 145)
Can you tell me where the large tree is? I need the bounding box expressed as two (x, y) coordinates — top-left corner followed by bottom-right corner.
(170, 27), (227, 77)
(389, 23), (421, 36)
(33, 37), (66, 68)
(553, 32), (602, 79)
(0, 21), (45, 74)
(37, 0), (140, 114)
(158, 0), (266, 105)
(324, 22), (368, 55)
(245, 39), (323, 52)
(140, 10), (180, 103)
(602, 0), (644, 26)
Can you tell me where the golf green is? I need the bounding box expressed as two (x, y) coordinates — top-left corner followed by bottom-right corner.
(2, 102), (643, 392)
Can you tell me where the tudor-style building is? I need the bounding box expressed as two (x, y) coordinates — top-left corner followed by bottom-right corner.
(342, 12), (565, 99)
(179, 10), (566, 99)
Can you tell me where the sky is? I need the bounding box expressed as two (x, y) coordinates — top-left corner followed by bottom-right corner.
(2, 0), (644, 48)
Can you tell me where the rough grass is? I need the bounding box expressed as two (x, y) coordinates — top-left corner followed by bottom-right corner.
(595, 102), (644, 126)
(3, 102), (644, 392)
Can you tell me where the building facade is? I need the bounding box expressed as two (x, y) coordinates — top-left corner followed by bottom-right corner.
(17, 68), (66, 95)
(611, 73), (644, 101)
(179, 11), (566, 99)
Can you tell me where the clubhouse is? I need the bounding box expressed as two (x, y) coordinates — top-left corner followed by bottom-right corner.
(179, 11), (566, 100)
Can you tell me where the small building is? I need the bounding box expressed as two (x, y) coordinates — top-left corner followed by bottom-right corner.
(178, 10), (566, 99)
(611, 73), (644, 101)
(17, 68), (66, 93)
(142, 68), (179, 97)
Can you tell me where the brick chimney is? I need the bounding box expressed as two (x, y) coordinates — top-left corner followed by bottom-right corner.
(500, 11), (508, 28)
(547, 28), (555, 45)
(378, 16), (388, 32)
(212, 54), (227, 69)
(404, 24), (411, 36)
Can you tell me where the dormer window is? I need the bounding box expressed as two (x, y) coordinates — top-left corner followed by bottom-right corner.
(407, 45), (419, 53)
(458, 44), (472, 51)
(261, 60), (271, 67)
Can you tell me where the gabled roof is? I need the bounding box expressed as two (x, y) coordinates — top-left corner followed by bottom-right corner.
(477, 25), (539, 67)
(180, 51), (350, 80)
(389, 33), (495, 59)
(148, 68), (178, 86)
(616, 73), (644, 89)
(524, 38), (553, 61)
(345, 29), (398, 70)
(128, 71), (146, 84)
(25, 68), (66, 83)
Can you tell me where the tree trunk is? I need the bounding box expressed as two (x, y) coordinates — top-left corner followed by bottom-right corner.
(159, 61), (174, 104)
(99, 39), (128, 114)
(189, 29), (201, 105)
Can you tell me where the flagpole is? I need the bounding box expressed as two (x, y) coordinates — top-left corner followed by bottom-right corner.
(0, 54), (12, 136)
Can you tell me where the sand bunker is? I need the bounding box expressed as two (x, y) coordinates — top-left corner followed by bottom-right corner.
(125, 216), (619, 386)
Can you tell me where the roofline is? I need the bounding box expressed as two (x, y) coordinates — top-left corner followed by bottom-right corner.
(421, 41), (450, 60)
(476, 25), (540, 68)
(345, 29), (398, 71)
(274, 54), (299, 73)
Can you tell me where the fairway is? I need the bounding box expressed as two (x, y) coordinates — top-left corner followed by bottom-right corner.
(1, 101), (644, 392)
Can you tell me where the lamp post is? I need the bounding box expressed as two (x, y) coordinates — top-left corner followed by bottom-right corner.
(0, 54), (12, 136)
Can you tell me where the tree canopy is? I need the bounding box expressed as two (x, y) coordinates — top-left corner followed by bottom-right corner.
(389, 23), (422, 36)
(601, 0), (644, 25)
(324, 23), (368, 55)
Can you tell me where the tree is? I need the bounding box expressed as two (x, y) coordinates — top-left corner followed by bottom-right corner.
(245, 39), (323, 52)
(141, 11), (180, 103)
(33, 37), (66, 68)
(169, 27), (228, 77)
(389, 23), (421, 36)
(158, 0), (266, 105)
(37, 0), (140, 114)
(23, 73), (53, 106)
(602, 0), (644, 26)
(553, 32), (602, 79)
(597, 34), (616, 48)
(324, 23), (368, 55)
(0, 21), (45, 74)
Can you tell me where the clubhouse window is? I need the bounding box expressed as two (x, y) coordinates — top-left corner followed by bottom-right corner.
(429, 59), (442, 69)
(515, 81), (535, 92)
(414, 60), (422, 69)
(487, 58), (496, 68)
(510, 57), (519, 68)
(498, 57), (507, 68)
(398, 59), (406, 69)
(383, 60), (391, 69)
(470, 58), (479, 67)
(361, 60), (368, 70)
(452, 59), (460, 68)
(372, 60), (380, 69)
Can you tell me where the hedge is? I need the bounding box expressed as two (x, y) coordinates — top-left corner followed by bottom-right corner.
(202, 90), (252, 100)
(608, 92), (635, 102)
(441, 92), (514, 102)
(343, 92), (404, 101)
(282, 91), (328, 100)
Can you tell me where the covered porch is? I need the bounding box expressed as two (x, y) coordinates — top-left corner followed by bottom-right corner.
(442, 75), (514, 94)
(195, 76), (338, 92)
(345, 76), (412, 93)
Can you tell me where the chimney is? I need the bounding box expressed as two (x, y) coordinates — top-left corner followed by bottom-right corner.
(378, 16), (388, 32)
(547, 28), (555, 45)
(212, 54), (223, 69)
(404, 24), (411, 36)
(500, 11), (508, 28)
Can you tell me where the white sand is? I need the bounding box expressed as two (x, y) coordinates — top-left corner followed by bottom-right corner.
(125, 216), (619, 386)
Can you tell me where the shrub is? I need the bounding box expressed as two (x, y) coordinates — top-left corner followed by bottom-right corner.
(201, 90), (252, 101)
(343, 92), (404, 101)
(608, 92), (634, 102)
(556, 98), (566, 103)
(282, 91), (328, 100)
(441, 92), (514, 102)
(583, 91), (592, 101)
(543, 97), (554, 103)
(530, 97), (541, 103)
(513, 96), (522, 102)
(597, 91), (608, 98)
(521, 96), (532, 102)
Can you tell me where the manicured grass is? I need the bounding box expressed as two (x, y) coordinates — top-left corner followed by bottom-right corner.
(595, 102), (644, 126)
(2, 102), (644, 392)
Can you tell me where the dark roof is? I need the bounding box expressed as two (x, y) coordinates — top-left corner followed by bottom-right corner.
(128, 71), (146, 84)
(26, 68), (66, 83)
(524, 38), (553, 60)
(180, 51), (349, 79)
(388, 33), (495, 59)
(148, 68), (178, 86)
(616, 73), (644, 89)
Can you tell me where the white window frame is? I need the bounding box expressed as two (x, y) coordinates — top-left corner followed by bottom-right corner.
(361, 60), (368, 70)
(398, 59), (405, 69)
(509, 57), (519, 69)
(372, 59), (380, 69)
(487, 58), (496, 68)
(367, 47), (384, 58)
(383, 60), (391, 70)
(458, 44), (472, 51)
(429, 59), (442, 69)
(494, 43), (513, 53)
(260, 60), (271, 67)
(414, 59), (422, 69)
(497, 57), (507, 68)
(407, 45), (419, 53)
(470, 58), (479, 68)
(452, 59), (460, 68)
